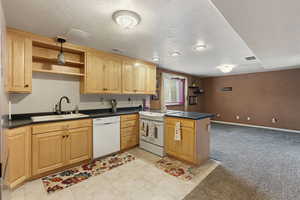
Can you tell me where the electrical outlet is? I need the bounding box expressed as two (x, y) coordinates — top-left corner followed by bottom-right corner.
(272, 118), (278, 123)
(247, 117), (251, 121)
(236, 115), (240, 120)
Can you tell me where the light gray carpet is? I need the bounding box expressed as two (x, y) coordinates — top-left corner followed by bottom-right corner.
(184, 123), (300, 200)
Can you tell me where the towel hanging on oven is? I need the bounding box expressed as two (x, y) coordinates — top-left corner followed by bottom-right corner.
(174, 122), (181, 141)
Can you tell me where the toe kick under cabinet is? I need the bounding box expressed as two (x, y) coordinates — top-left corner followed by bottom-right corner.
(32, 119), (92, 176)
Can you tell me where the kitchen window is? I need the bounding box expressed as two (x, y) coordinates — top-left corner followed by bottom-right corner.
(164, 76), (185, 106)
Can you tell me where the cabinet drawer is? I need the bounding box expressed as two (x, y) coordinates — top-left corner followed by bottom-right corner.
(165, 117), (195, 128)
(121, 126), (138, 137)
(32, 119), (92, 134)
(68, 119), (92, 129)
(121, 120), (138, 129)
(121, 114), (139, 121)
(121, 135), (138, 150)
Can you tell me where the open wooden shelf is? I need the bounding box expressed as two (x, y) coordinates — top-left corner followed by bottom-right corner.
(33, 68), (84, 77)
(31, 40), (86, 77)
(33, 55), (84, 67)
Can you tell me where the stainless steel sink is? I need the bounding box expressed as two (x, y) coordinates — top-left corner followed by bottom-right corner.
(31, 113), (88, 122)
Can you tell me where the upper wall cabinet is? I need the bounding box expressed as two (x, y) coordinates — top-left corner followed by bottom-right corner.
(5, 28), (156, 95)
(6, 31), (32, 93)
(81, 52), (122, 94)
(122, 60), (156, 94)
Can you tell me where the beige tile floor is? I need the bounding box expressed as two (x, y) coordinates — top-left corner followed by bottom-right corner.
(10, 148), (219, 200)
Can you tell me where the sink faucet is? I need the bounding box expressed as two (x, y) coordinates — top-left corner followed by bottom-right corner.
(55, 96), (71, 114)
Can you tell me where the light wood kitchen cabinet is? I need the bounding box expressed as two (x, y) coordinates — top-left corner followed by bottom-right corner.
(103, 56), (122, 93)
(5, 30), (32, 93)
(122, 60), (137, 94)
(122, 60), (156, 94)
(4, 126), (31, 188)
(32, 119), (92, 176)
(66, 127), (92, 165)
(179, 127), (195, 163)
(32, 130), (66, 175)
(120, 114), (139, 150)
(81, 52), (122, 94)
(165, 124), (178, 157)
(81, 52), (105, 93)
(146, 65), (157, 94)
(165, 117), (210, 165)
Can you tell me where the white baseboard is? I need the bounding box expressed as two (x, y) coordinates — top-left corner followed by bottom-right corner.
(211, 120), (300, 134)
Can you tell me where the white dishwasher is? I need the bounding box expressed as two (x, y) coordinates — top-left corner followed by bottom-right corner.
(93, 116), (120, 159)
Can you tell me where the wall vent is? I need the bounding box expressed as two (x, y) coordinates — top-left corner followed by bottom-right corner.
(245, 56), (256, 61)
(221, 87), (232, 92)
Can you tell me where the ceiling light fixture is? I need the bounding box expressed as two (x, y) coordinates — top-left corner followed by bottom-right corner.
(193, 44), (207, 51)
(171, 51), (181, 57)
(217, 65), (235, 73)
(152, 57), (160, 62)
(112, 10), (141, 29)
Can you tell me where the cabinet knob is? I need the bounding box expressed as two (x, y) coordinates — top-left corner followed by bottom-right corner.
(24, 84), (29, 87)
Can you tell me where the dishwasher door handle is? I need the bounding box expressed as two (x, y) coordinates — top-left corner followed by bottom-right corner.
(102, 122), (118, 125)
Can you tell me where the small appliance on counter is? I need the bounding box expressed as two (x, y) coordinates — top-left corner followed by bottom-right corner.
(110, 99), (117, 113)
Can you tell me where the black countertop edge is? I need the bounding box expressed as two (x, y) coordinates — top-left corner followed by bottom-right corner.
(165, 112), (215, 120)
(5, 107), (141, 129)
(5, 108), (215, 129)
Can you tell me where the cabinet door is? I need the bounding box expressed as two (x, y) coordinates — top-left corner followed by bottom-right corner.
(103, 57), (122, 93)
(122, 60), (136, 93)
(164, 124), (178, 157)
(5, 127), (30, 188)
(6, 31), (32, 93)
(32, 131), (66, 175)
(66, 127), (92, 165)
(135, 64), (147, 93)
(83, 52), (105, 93)
(179, 127), (195, 163)
(146, 65), (156, 94)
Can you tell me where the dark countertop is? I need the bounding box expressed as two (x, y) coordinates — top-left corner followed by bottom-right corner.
(165, 111), (215, 120)
(5, 107), (141, 129)
(5, 107), (214, 129)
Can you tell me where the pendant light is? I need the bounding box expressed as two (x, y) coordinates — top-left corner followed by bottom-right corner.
(56, 37), (66, 65)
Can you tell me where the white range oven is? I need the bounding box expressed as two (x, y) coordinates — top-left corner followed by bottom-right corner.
(139, 111), (165, 157)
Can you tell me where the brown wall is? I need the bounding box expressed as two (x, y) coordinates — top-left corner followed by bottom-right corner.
(202, 69), (300, 130)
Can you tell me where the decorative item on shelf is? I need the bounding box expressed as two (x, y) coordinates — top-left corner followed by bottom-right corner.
(188, 95), (198, 105)
(194, 88), (204, 95)
(188, 86), (204, 95)
(56, 36), (67, 65)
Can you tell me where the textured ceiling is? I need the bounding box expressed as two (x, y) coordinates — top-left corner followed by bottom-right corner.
(211, 0), (300, 71)
(2, 0), (274, 76)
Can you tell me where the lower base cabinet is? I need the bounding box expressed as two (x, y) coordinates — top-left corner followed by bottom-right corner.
(4, 126), (31, 188)
(165, 117), (210, 165)
(120, 114), (139, 150)
(32, 131), (66, 175)
(165, 124), (195, 163)
(5, 119), (92, 188)
(32, 120), (92, 176)
(67, 127), (92, 165)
